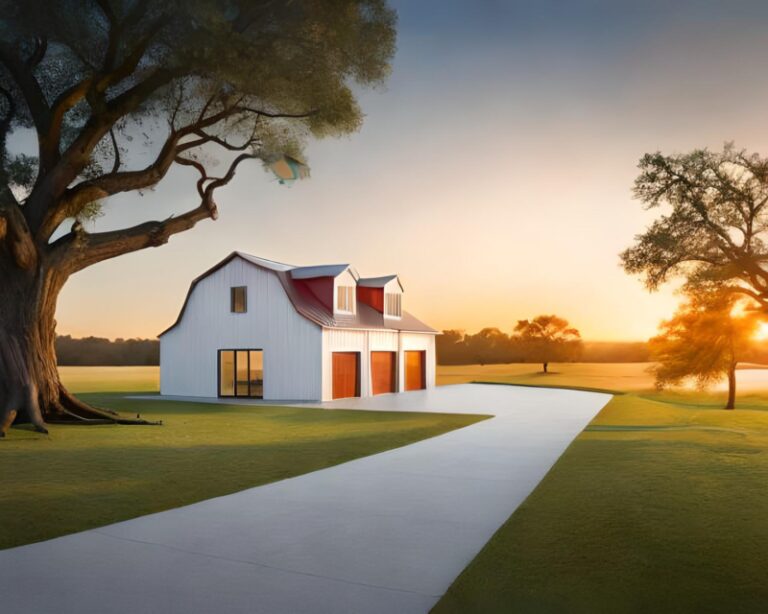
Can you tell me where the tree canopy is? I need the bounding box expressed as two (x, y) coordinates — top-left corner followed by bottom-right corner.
(513, 315), (582, 373)
(0, 0), (396, 271)
(621, 144), (768, 309)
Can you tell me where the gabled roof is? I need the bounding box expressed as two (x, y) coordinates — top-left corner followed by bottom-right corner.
(237, 252), (293, 272)
(159, 252), (437, 337)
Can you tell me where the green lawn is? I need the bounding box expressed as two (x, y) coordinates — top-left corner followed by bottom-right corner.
(433, 364), (768, 613)
(0, 371), (485, 550)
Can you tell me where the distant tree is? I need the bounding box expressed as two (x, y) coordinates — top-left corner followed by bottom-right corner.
(649, 292), (758, 409)
(435, 329), (466, 365)
(513, 315), (582, 373)
(55, 335), (159, 365)
(621, 144), (768, 310)
(0, 0), (396, 434)
(465, 327), (510, 366)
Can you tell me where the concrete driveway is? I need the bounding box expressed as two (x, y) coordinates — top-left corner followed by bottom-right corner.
(1, 384), (610, 614)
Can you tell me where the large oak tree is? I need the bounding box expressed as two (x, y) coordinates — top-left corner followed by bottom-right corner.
(0, 0), (396, 435)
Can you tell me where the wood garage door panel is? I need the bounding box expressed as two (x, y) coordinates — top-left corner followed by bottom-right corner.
(332, 352), (360, 399)
(371, 351), (396, 395)
(404, 350), (426, 391)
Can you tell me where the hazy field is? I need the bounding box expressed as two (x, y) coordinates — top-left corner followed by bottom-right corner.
(60, 362), (768, 397)
(437, 361), (768, 396)
(437, 362), (657, 391)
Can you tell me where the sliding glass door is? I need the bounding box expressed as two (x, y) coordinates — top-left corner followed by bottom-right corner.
(219, 349), (263, 398)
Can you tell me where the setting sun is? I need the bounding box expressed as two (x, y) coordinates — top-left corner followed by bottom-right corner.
(755, 322), (768, 341)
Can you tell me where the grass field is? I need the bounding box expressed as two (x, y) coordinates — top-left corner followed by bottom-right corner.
(0, 370), (484, 550)
(8, 363), (768, 611)
(433, 363), (768, 613)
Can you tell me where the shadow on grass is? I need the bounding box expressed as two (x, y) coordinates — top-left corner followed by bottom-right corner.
(3, 404), (486, 550)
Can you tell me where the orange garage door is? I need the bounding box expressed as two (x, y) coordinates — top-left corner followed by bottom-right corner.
(371, 351), (396, 395)
(404, 350), (426, 391)
(332, 352), (360, 399)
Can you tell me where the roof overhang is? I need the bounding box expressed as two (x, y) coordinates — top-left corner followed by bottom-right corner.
(357, 274), (404, 292)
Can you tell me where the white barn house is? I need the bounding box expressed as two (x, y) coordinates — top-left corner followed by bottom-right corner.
(159, 252), (437, 401)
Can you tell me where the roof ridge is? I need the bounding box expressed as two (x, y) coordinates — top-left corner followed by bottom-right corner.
(235, 251), (295, 269)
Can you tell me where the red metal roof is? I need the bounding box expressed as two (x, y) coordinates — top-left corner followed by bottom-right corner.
(159, 252), (437, 337)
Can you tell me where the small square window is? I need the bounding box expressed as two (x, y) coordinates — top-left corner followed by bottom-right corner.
(231, 286), (247, 313)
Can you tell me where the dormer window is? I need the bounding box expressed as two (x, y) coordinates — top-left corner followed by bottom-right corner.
(231, 286), (247, 313)
(337, 286), (355, 313)
(385, 293), (401, 318)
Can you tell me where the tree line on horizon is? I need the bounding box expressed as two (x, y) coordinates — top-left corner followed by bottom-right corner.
(437, 329), (652, 366)
(55, 336), (159, 366)
(438, 315), (585, 371)
(55, 330), (651, 367)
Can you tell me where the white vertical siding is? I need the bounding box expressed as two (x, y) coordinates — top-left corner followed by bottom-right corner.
(160, 258), (322, 400)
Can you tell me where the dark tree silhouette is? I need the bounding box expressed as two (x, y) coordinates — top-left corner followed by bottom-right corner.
(0, 0), (396, 434)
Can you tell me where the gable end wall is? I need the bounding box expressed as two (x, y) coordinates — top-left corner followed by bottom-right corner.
(160, 258), (323, 400)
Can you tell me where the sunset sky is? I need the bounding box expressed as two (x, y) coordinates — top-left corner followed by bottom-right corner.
(54, 0), (768, 341)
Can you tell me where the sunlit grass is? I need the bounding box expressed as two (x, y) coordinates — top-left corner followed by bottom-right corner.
(436, 362), (657, 391)
(434, 363), (768, 613)
(59, 365), (159, 393)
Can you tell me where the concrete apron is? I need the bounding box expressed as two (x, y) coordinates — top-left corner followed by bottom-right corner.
(1, 384), (611, 614)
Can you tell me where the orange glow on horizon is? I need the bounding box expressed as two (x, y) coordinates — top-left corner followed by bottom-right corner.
(754, 322), (768, 341)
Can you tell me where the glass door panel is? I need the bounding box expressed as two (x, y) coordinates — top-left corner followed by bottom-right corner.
(236, 350), (249, 396)
(219, 351), (235, 396)
(249, 350), (264, 398)
(219, 349), (264, 398)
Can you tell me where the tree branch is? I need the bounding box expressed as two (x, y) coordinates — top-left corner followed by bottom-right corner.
(108, 128), (121, 174)
(62, 151), (256, 271)
(42, 10), (170, 184)
(0, 42), (51, 165)
(26, 37), (48, 70)
(61, 203), (212, 273)
(49, 98), (256, 234)
(0, 200), (37, 270)
(0, 84), (17, 154)
(26, 67), (174, 237)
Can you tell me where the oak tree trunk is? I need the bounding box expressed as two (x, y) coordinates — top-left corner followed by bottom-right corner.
(0, 256), (152, 436)
(543, 362), (549, 373)
(725, 363), (736, 410)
